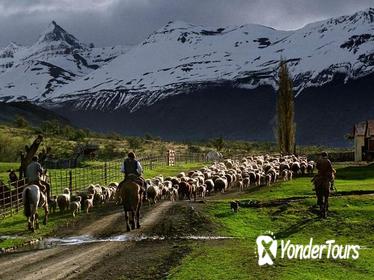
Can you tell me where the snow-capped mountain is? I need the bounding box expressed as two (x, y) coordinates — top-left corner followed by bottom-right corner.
(1, 9), (374, 146)
(0, 21), (129, 101)
(44, 8), (374, 111)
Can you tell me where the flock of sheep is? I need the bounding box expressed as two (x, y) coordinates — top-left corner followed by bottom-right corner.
(49, 182), (119, 217)
(145, 154), (314, 205)
(50, 154), (314, 217)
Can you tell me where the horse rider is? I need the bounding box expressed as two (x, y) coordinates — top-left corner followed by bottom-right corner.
(8, 169), (18, 183)
(314, 152), (336, 191)
(121, 152), (147, 197)
(26, 156), (51, 202)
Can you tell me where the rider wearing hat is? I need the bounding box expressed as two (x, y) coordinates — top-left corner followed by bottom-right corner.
(26, 156), (50, 201)
(121, 152), (147, 197)
(315, 151), (336, 191)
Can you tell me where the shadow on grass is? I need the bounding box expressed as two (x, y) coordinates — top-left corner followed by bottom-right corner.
(336, 163), (374, 180)
(274, 216), (320, 239)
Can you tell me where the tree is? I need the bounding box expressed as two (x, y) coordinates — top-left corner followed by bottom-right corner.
(127, 136), (143, 150)
(13, 115), (29, 128)
(276, 60), (296, 154)
(211, 137), (225, 152)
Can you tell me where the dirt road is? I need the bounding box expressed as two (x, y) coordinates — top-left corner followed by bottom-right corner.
(0, 201), (197, 280)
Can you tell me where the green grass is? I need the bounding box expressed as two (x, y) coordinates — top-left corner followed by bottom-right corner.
(143, 162), (207, 179)
(169, 163), (374, 280)
(0, 210), (75, 249)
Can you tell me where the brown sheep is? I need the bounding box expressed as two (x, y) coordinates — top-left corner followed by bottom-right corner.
(178, 181), (192, 200)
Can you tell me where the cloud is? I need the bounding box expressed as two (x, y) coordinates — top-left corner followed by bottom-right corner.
(0, 0), (373, 47)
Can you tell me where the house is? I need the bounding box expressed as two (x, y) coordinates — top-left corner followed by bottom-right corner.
(353, 120), (374, 161)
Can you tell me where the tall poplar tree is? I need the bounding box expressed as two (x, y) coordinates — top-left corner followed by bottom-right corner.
(277, 60), (296, 154)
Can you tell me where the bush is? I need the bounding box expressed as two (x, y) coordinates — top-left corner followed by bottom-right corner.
(188, 145), (203, 153)
(0, 133), (24, 161)
(126, 136), (144, 150)
(13, 115), (29, 128)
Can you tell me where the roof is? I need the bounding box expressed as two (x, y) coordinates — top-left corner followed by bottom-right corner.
(354, 120), (374, 137)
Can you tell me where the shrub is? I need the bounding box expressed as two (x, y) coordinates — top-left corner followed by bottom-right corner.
(13, 115), (29, 128)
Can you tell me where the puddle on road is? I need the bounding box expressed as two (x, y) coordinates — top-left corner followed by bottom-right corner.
(1, 234), (235, 253)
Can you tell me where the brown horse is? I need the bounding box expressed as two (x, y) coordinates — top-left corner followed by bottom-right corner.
(313, 176), (330, 218)
(118, 180), (143, 231)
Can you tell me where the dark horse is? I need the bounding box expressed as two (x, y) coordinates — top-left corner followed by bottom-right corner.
(22, 184), (49, 232)
(118, 180), (143, 231)
(313, 176), (330, 218)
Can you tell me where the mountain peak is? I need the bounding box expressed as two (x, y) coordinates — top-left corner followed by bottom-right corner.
(36, 20), (83, 49)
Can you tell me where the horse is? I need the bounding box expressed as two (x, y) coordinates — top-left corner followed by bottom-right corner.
(313, 176), (331, 218)
(22, 184), (49, 232)
(118, 180), (143, 232)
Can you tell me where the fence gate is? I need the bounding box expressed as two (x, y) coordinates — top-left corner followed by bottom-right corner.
(167, 150), (176, 166)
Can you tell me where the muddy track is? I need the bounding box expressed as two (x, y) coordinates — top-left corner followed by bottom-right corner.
(0, 201), (174, 280)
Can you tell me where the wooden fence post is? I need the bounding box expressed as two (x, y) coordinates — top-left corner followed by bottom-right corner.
(9, 188), (13, 216)
(69, 171), (73, 194)
(16, 184), (19, 212)
(104, 162), (108, 185)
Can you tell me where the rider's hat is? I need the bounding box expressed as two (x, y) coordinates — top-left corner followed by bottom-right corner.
(128, 152), (136, 159)
(321, 151), (328, 158)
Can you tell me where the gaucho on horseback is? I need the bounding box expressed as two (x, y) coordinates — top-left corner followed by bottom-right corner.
(118, 152), (146, 231)
(121, 152), (147, 195)
(26, 156), (51, 202)
(312, 152), (335, 218)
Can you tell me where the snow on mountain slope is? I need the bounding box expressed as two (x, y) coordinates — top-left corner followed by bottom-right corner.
(0, 42), (28, 74)
(0, 21), (129, 101)
(46, 8), (374, 111)
(1, 8), (374, 110)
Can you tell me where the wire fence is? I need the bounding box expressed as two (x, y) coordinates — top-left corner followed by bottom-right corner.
(0, 152), (208, 219)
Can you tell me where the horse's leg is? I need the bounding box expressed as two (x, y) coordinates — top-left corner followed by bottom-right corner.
(130, 210), (135, 230)
(136, 206), (141, 229)
(324, 185), (330, 218)
(124, 208), (130, 232)
(35, 212), (39, 230)
(28, 216), (32, 231)
(43, 204), (49, 225)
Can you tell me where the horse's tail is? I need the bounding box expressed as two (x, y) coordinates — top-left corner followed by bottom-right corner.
(24, 188), (31, 217)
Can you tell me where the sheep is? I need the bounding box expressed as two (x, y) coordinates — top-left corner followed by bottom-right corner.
(196, 185), (207, 199)
(57, 188), (70, 213)
(166, 187), (178, 202)
(70, 196), (82, 217)
(49, 195), (57, 214)
(178, 181), (192, 200)
(85, 194), (94, 213)
(243, 177), (250, 189)
(281, 169), (289, 181)
(214, 177), (228, 193)
(146, 185), (159, 205)
(204, 179), (214, 194)
(307, 161), (315, 175)
(177, 172), (185, 178)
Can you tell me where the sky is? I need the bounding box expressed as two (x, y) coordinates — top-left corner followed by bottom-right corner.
(0, 0), (374, 47)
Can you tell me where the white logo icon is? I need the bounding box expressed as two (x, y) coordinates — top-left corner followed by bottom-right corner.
(256, 234), (278, 266)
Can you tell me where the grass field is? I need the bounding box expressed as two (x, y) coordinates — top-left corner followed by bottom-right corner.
(169, 163), (374, 280)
